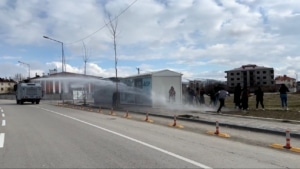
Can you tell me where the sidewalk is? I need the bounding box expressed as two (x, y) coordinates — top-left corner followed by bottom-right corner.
(91, 103), (300, 138)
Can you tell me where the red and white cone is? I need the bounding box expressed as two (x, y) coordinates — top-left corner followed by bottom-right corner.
(145, 112), (149, 121)
(172, 115), (177, 126)
(284, 129), (292, 149)
(214, 121), (219, 135)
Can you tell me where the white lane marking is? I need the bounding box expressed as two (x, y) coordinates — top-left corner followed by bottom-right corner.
(0, 133), (4, 148)
(0, 109), (3, 113)
(2, 120), (5, 126)
(39, 107), (211, 169)
(2, 113), (4, 118)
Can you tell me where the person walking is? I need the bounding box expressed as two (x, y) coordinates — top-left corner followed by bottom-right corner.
(254, 86), (264, 110)
(216, 87), (230, 113)
(169, 86), (176, 103)
(187, 87), (195, 105)
(279, 84), (289, 110)
(233, 83), (242, 109)
(199, 88), (205, 105)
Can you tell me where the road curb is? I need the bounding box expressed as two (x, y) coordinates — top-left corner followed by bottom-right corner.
(75, 104), (300, 139)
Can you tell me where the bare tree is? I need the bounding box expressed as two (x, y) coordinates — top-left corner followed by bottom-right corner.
(13, 73), (24, 83)
(105, 14), (120, 107)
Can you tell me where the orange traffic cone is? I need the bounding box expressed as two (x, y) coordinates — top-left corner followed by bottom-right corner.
(284, 129), (292, 149)
(145, 112), (149, 121)
(172, 115), (177, 126)
(214, 121), (219, 135)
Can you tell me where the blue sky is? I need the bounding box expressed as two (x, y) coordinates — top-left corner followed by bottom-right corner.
(1, 0), (300, 81)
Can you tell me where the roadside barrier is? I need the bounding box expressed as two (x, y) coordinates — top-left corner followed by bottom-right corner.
(215, 120), (220, 135)
(207, 121), (230, 138)
(144, 112), (153, 123)
(168, 115), (184, 128)
(124, 110), (132, 118)
(172, 115), (177, 126)
(110, 108), (116, 116)
(270, 129), (300, 153)
(284, 129), (291, 149)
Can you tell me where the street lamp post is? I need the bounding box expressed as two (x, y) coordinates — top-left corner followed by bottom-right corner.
(43, 35), (65, 101)
(18, 61), (30, 79)
(43, 36), (65, 72)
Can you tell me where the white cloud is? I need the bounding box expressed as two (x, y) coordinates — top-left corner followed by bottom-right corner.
(1, 0), (300, 81)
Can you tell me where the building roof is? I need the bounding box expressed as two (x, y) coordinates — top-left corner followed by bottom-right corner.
(31, 71), (103, 80)
(0, 78), (16, 83)
(124, 69), (182, 78)
(275, 75), (295, 81)
(225, 64), (273, 72)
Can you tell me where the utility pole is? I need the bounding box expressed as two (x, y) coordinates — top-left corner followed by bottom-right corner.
(18, 61), (30, 79)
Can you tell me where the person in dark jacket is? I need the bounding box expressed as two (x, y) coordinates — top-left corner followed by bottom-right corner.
(233, 83), (242, 109)
(216, 87), (230, 113)
(199, 88), (205, 104)
(254, 86), (264, 110)
(240, 87), (249, 111)
(279, 84), (289, 110)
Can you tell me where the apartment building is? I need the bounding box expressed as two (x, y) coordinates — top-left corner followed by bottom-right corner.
(0, 78), (16, 94)
(225, 64), (275, 89)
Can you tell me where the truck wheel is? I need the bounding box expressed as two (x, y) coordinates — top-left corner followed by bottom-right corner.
(20, 101), (24, 104)
(36, 100), (40, 104)
(16, 100), (19, 104)
(31, 101), (34, 104)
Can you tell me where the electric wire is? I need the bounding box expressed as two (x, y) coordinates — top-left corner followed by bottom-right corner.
(66, 0), (138, 45)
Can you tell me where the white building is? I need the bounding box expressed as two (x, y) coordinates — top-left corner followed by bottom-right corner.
(0, 78), (16, 94)
(121, 69), (183, 107)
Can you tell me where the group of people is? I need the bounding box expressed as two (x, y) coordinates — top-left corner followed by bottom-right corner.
(185, 86), (220, 106)
(184, 83), (291, 113)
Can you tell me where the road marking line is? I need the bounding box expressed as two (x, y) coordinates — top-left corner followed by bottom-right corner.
(0, 109), (3, 113)
(2, 113), (4, 118)
(39, 107), (211, 169)
(0, 133), (4, 148)
(2, 120), (5, 126)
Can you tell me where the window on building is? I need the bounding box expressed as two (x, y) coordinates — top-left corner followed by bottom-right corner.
(257, 77), (260, 79)
(237, 78), (240, 80)
(270, 70), (274, 73)
(263, 71), (266, 74)
(231, 78), (234, 81)
(230, 73), (234, 75)
(257, 82), (260, 85)
(237, 73), (240, 75)
(263, 76), (266, 79)
(271, 81), (274, 84)
(257, 71), (260, 74)
(0, 88), (3, 91)
(231, 83), (235, 86)
(263, 82), (267, 84)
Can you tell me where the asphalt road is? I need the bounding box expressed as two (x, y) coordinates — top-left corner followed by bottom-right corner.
(0, 100), (299, 168)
